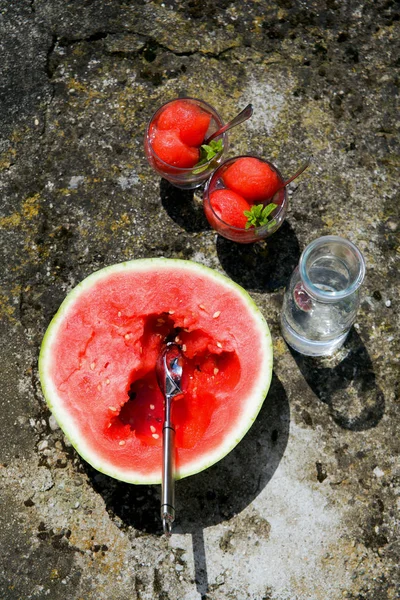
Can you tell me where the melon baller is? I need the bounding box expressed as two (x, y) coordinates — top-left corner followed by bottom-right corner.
(156, 342), (184, 536)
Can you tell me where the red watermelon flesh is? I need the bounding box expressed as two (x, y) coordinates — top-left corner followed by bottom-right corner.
(222, 157), (282, 204)
(209, 189), (251, 228)
(156, 99), (212, 147)
(150, 128), (200, 168)
(39, 259), (273, 484)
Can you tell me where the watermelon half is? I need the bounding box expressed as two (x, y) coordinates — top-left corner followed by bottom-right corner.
(39, 259), (273, 484)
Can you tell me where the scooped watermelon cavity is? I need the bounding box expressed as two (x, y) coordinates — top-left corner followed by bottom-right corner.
(157, 99), (212, 147)
(39, 259), (273, 484)
(210, 189), (251, 228)
(151, 128), (199, 168)
(222, 157), (282, 203)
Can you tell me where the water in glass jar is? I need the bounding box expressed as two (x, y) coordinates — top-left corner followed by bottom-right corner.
(281, 259), (359, 356)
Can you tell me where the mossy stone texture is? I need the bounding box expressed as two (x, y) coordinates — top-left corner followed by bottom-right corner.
(0, 1), (399, 599)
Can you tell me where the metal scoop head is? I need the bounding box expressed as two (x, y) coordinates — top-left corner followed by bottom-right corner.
(156, 342), (183, 403)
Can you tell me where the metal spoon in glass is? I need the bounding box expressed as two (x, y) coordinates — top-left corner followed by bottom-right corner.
(204, 103), (253, 145)
(271, 156), (312, 199)
(156, 342), (184, 536)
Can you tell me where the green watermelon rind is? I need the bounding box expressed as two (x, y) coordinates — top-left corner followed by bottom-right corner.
(39, 258), (273, 484)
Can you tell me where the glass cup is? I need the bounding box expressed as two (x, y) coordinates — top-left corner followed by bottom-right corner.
(281, 236), (366, 356)
(202, 155), (288, 243)
(144, 97), (228, 190)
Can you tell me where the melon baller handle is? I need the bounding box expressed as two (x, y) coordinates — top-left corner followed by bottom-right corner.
(156, 342), (183, 536)
(161, 394), (175, 536)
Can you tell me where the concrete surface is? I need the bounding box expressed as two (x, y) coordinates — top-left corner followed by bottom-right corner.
(0, 1), (399, 599)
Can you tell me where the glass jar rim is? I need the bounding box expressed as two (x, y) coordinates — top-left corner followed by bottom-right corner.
(299, 235), (366, 302)
(146, 97), (227, 172)
(203, 155), (288, 233)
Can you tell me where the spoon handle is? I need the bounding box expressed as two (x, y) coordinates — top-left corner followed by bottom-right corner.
(281, 156), (312, 188)
(161, 400), (175, 536)
(204, 103), (253, 145)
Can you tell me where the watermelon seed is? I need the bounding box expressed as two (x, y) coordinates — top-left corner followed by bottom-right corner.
(157, 318), (165, 324)
(152, 433), (159, 439)
(139, 346), (143, 354)
(118, 311), (122, 317)
(109, 406), (117, 412)
(105, 378), (110, 385)
(213, 311), (221, 319)
(175, 336), (181, 343)
(97, 384), (102, 391)
(150, 425), (156, 433)
(168, 310), (175, 314)
(119, 440), (126, 446)
(150, 404), (155, 410)
(90, 362), (96, 370)
(214, 368), (219, 375)
(199, 304), (207, 310)
(182, 344), (187, 352)
(124, 333), (131, 340)
(216, 342), (222, 348)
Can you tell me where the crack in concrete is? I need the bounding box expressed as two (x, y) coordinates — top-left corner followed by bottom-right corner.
(46, 30), (240, 71)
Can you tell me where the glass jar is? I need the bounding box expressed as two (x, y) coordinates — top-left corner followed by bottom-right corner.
(281, 236), (366, 356)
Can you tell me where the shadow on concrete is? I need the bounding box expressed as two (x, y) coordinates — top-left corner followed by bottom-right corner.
(216, 221), (300, 292)
(159, 179), (210, 233)
(84, 371), (290, 597)
(288, 328), (385, 431)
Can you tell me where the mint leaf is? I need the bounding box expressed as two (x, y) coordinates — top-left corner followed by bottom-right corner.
(260, 203), (276, 219)
(244, 203), (278, 229)
(201, 139), (223, 160)
(201, 142), (219, 161)
(193, 139), (224, 174)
